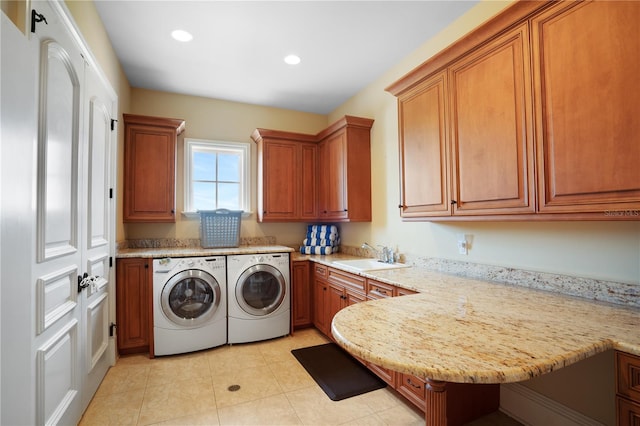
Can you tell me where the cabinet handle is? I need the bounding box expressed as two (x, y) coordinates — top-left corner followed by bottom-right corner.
(407, 378), (422, 389)
(344, 209), (347, 212)
(451, 200), (457, 205)
(398, 204), (403, 208)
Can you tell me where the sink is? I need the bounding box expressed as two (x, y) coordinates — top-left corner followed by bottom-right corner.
(331, 259), (411, 272)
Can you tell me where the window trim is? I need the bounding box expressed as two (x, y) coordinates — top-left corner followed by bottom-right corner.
(183, 138), (251, 217)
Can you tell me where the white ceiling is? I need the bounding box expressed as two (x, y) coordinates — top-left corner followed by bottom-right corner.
(95, 1), (479, 114)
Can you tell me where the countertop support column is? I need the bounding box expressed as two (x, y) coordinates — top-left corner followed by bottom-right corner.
(425, 379), (447, 426)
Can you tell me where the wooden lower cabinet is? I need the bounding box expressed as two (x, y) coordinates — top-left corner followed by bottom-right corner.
(292, 261), (313, 329)
(311, 268), (430, 412)
(116, 257), (152, 355)
(398, 373), (427, 411)
(312, 264), (330, 336)
(616, 351), (640, 425)
(617, 398), (640, 426)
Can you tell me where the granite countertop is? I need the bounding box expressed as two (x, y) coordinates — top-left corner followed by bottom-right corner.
(117, 245), (294, 258)
(116, 247), (640, 384)
(326, 265), (640, 384)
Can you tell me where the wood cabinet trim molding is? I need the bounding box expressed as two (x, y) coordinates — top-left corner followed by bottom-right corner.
(123, 113), (185, 134)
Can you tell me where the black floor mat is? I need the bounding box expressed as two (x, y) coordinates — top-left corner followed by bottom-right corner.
(291, 343), (386, 401)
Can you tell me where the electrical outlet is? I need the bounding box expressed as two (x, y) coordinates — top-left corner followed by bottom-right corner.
(457, 234), (469, 255)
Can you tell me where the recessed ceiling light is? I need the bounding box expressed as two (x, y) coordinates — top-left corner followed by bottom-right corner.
(284, 54), (301, 65)
(171, 30), (193, 42)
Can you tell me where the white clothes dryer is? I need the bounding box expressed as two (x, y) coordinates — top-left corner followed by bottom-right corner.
(227, 253), (290, 344)
(152, 256), (227, 356)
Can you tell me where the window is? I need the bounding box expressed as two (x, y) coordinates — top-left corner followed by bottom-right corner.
(184, 139), (251, 214)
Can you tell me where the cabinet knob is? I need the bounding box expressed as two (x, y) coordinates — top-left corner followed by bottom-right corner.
(398, 204), (403, 208)
(451, 200), (457, 205)
(343, 209), (347, 212)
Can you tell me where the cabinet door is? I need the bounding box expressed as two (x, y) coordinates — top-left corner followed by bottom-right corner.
(617, 397), (640, 426)
(123, 115), (183, 222)
(263, 141), (297, 220)
(312, 278), (329, 335)
(399, 71), (451, 217)
(327, 282), (347, 337)
(299, 143), (318, 219)
(292, 261), (312, 329)
(318, 131), (348, 220)
(345, 288), (366, 306)
(449, 22), (535, 215)
(531, 1), (640, 214)
(116, 258), (151, 355)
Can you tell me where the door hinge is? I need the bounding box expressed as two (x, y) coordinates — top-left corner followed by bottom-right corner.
(31, 9), (48, 33)
(110, 119), (118, 131)
(109, 322), (117, 337)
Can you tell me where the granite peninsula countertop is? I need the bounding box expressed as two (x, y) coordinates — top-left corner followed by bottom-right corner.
(324, 264), (640, 384)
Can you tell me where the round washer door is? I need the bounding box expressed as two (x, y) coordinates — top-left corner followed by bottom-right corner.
(235, 264), (285, 316)
(161, 269), (221, 327)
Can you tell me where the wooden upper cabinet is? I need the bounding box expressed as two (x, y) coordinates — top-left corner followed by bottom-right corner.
(318, 131), (347, 220)
(449, 22), (535, 215)
(398, 71), (450, 217)
(123, 114), (185, 222)
(318, 116), (374, 222)
(252, 115), (373, 223)
(252, 129), (317, 222)
(531, 1), (640, 214)
(388, 0), (640, 221)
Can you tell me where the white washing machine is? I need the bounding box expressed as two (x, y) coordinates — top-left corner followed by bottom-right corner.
(227, 253), (290, 344)
(152, 256), (227, 356)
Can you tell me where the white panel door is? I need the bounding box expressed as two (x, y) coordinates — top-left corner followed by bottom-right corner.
(80, 63), (116, 408)
(29, 1), (115, 424)
(32, 2), (85, 422)
(1, 11), (40, 426)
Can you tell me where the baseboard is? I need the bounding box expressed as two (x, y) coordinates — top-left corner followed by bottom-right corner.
(500, 383), (604, 426)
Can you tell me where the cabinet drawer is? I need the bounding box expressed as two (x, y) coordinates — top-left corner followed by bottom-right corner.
(314, 264), (328, 280)
(367, 279), (396, 299)
(397, 287), (418, 297)
(617, 352), (640, 402)
(368, 362), (397, 387)
(327, 267), (365, 292)
(617, 396), (640, 426)
(397, 373), (426, 411)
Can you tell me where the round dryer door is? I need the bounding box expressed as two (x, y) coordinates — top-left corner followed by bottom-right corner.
(161, 269), (221, 327)
(236, 264), (285, 316)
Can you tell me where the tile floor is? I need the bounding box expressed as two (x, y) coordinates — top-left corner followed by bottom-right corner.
(80, 328), (520, 425)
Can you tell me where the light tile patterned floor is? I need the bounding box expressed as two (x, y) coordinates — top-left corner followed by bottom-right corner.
(79, 328), (519, 425)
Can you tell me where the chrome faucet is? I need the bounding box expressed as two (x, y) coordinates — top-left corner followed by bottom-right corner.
(361, 242), (395, 263)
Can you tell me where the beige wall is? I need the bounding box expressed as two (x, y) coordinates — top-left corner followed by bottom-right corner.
(126, 88), (327, 246)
